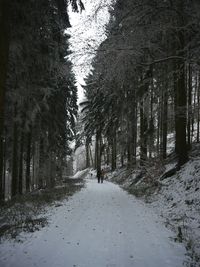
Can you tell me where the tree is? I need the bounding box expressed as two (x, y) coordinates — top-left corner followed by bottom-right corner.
(0, 0), (82, 200)
(0, 0), (10, 200)
(81, 0), (200, 175)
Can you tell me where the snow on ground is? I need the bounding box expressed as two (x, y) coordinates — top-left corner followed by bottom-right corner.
(148, 157), (200, 264)
(71, 168), (89, 179)
(108, 147), (200, 266)
(0, 174), (189, 267)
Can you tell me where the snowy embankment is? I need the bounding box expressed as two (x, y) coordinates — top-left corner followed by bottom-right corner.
(0, 176), (188, 267)
(71, 168), (89, 179)
(149, 158), (200, 264)
(109, 151), (200, 265)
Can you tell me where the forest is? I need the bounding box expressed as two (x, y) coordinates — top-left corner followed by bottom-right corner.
(1, 0), (199, 200)
(0, 0), (85, 201)
(0, 0), (200, 266)
(81, 0), (200, 180)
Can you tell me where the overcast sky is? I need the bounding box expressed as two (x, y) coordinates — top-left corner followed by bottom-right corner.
(67, 0), (112, 103)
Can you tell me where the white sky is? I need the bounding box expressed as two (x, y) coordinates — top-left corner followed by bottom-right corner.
(67, 0), (112, 104)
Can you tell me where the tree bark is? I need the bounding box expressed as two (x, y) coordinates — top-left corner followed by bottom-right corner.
(25, 129), (32, 192)
(85, 137), (90, 168)
(105, 145), (110, 166)
(38, 137), (45, 189)
(174, 1), (188, 167)
(111, 129), (117, 171)
(89, 145), (94, 167)
(140, 100), (147, 165)
(0, 0), (10, 201)
(128, 113), (137, 168)
(197, 73), (200, 143)
(2, 133), (6, 200)
(149, 87), (154, 158)
(187, 64), (192, 148)
(157, 96), (161, 155)
(96, 131), (101, 181)
(11, 120), (19, 197)
(174, 56), (188, 166)
(18, 131), (24, 195)
(162, 87), (168, 159)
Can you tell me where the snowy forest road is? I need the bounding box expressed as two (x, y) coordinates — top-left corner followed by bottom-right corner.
(0, 176), (188, 267)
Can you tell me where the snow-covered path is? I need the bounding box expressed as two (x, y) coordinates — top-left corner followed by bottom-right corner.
(0, 177), (188, 267)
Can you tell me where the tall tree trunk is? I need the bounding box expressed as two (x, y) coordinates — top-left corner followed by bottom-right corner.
(11, 121), (19, 197)
(95, 135), (98, 170)
(140, 100), (147, 165)
(2, 133), (6, 200)
(96, 131), (101, 181)
(149, 87), (154, 158)
(48, 152), (55, 189)
(187, 64), (192, 148)
(127, 120), (131, 167)
(31, 141), (35, 190)
(128, 112), (137, 168)
(160, 89), (164, 155)
(197, 73), (200, 143)
(191, 76), (196, 142)
(18, 131), (24, 195)
(85, 137), (90, 168)
(89, 145), (94, 167)
(33, 141), (40, 189)
(174, 58), (188, 166)
(111, 129), (117, 171)
(106, 145), (110, 166)
(162, 87), (168, 159)
(38, 138), (44, 189)
(120, 153), (124, 167)
(0, 0), (10, 201)
(157, 96), (161, 155)
(174, 2), (188, 167)
(26, 129), (32, 192)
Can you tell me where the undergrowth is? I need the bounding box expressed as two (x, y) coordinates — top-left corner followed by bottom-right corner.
(0, 178), (85, 242)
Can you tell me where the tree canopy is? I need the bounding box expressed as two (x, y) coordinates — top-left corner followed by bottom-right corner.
(81, 0), (200, 172)
(0, 0), (84, 200)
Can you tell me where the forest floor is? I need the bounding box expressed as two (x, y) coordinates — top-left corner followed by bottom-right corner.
(0, 172), (190, 267)
(109, 144), (200, 267)
(0, 169), (87, 243)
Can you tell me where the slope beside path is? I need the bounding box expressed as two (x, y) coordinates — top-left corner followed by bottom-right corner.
(0, 175), (189, 267)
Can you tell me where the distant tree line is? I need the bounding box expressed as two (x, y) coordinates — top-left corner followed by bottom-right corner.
(81, 0), (200, 177)
(0, 0), (84, 201)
